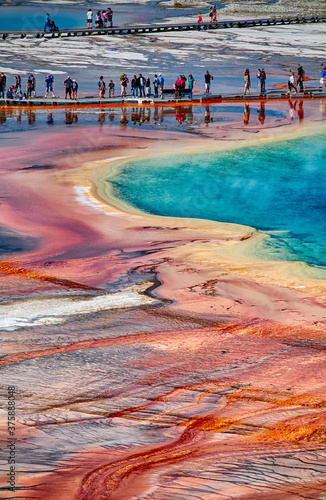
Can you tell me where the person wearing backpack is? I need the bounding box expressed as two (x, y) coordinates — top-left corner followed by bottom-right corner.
(27, 74), (36, 98)
(98, 76), (106, 97)
(45, 74), (55, 97)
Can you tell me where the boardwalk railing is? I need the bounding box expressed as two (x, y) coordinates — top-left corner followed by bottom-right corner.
(0, 15), (326, 40)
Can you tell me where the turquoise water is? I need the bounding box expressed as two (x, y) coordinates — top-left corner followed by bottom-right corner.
(109, 133), (326, 268)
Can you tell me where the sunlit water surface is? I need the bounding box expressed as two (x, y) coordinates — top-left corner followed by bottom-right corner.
(109, 133), (326, 268)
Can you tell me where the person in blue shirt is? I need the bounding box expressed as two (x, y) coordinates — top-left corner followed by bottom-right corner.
(45, 74), (55, 97)
(44, 13), (51, 32)
(158, 74), (164, 98)
(320, 66), (326, 90)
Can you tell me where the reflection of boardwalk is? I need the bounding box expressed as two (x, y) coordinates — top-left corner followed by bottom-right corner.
(1, 15), (326, 39)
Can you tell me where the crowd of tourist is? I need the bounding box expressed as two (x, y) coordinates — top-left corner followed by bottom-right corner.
(1, 64), (325, 101)
(86, 8), (113, 29)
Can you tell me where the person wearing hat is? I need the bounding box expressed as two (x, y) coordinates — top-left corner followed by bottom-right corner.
(158, 73), (164, 98)
(63, 76), (73, 99)
(72, 79), (78, 99)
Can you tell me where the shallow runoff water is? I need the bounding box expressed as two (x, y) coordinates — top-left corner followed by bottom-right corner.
(109, 132), (326, 269)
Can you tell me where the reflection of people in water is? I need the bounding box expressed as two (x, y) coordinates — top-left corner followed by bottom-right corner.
(120, 108), (128, 126)
(0, 111), (6, 124)
(145, 107), (151, 123)
(204, 105), (213, 126)
(98, 111), (106, 125)
(174, 106), (186, 124)
(288, 99), (304, 121)
(46, 111), (54, 125)
(257, 101), (265, 124)
(186, 106), (193, 124)
(26, 109), (36, 125)
(243, 102), (250, 125)
(288, 99), (297, 120)
(297, 100), (304, 122)
(64, 110), (78, 124)
(321, 100), (326, 119)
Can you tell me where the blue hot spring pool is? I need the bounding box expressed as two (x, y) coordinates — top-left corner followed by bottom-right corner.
(108, 133), (326, 268)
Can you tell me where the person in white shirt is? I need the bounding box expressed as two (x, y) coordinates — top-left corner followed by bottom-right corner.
(87, 9), (93, 28)
(288, 71), (297, 93)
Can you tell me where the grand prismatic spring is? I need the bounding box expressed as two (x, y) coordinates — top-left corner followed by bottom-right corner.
(1, 1), (326, 499)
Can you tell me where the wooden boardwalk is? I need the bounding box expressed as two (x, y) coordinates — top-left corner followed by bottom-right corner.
(0, 15), (325, 40)
(1, 89), (325, 109)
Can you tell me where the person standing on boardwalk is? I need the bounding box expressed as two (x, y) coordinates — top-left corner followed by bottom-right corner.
(14, 75), (22, 96)
(153, 74), (159, 98)
(0, 72), (6, 98)
(26, 74), (36, 98)
(145, 77), (151, 97)
(44, 13), (51, 32)
(95, 11), (103, 28)
(107, 8), (113, 27)
(98, 76), (106, 97)
(244, 68), (250, 95)
(158, 74), (164, 98)
(187, 74), (196, 99)
(287, 72), (297, 93)
(320, 66), (326, 90)
(29, 74), (36, 98)
(120, 74), (129, 97)
(257, 68), (266, 96)
(197, 13), (203, 25)
(86, 9), (93, 28)
(63, 76), (73, 99)
(204, 70), (213, 95)
(45, 74), (55, 97)
(72, 79), (78, 99)
(139, 74), (146, 97)
(102, 10), (108, 28)
(131, 75), (137, 96)
(297, 64), (305, 92)
(109, 80), (115, 97)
